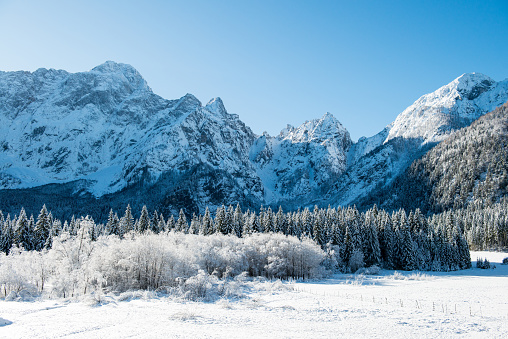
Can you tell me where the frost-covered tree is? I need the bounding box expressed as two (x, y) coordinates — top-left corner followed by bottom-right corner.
(233, 204), (243, 237)
(0, 215), (14, 254)
(14, 208), (34, 251)
(188, 214), (200, 235)
(175, 209), (188, 233)
(166, 214), (176, 231)
(34, 205), (52, 251)
(214, 205), (227, 234)
(199, 207), (214, 235)
(136, 205), (150, 233)
(120, 204), (134, 236)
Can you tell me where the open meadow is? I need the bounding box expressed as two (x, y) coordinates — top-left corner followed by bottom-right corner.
(1, 251), (507, 338)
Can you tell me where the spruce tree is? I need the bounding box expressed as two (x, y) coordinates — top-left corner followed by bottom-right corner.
(14, 208), (34, 251)
(214, 205), (227, 234)
(137, 205), (150, 233)
(363, 209), (381, 267)
(121, 204), (134, 235)
(175, 209), (188, 233)
(233, 204), (243, 237)
(188, 213), (200, 234)
(242, 212), (255, 236)
(274, 206), (287, 234)
(34, 205), (51, 251)
(0, 216), (13, 254)
(166, 214), (176, 231)
(150, 210), (159, 233)
(200, 207), (214, 235)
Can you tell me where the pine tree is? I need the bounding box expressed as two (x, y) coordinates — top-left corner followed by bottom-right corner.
(120, 204), (134, 236)
(363, 209), (381, 267)
(342, 225), (354, 265)
(300, 208), (312, 237)
(34, 205), (51, 251)
(14, 208), (34, 251)
(233, 204), (243, 237)
(242, 212), (255, 236)
(225, 205), (235, 234)
(137, 205), (150, 233)
(175, 209), (188, 233)
(188, 213), (200, 234)
(107, 209), (121, 236)
(150, 210), (159, 233)
(166, 214), (176, 231)
(0, 216), (14, 254)
(215, 205), (227, 234)
(157, 214), (166, 233)
(312, 208), (326, 246)
(200, 207), (214, 235)
(263, 207), (274, 233)
(274, 206), (286, 234)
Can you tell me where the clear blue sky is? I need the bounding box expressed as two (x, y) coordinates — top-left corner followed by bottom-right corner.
(1, 0), (507, 141)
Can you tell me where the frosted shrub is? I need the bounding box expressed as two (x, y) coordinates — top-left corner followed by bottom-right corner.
(195, 234), (247, 278)
(0, 229), (325, 300)
(0, 247), (39, 298)
(179, 270), (216, 300)
(321, 244), (340, 273)
(48, 218), (98, 298)
(356, 265), (381, 275)
(348, 249), (365, 273)
(88, 232), (201, 292)
(244, 233), (325, 279)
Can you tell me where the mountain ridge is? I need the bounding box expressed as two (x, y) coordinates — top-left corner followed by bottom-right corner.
(0, 61), (507, 220)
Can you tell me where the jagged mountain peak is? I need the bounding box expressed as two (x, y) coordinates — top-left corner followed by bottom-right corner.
(91, 60), (138, 74)
(205, 97), (227, 115)
(454, 72), (495, 100)
(280, 111), (348, 143)
(90, 61), (149, 91)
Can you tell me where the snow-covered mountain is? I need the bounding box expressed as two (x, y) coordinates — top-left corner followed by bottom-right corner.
(250, 112), (351, 205)
(0, 62), (266, 215)
(386, 73), (508, 143)
(328, 72), (508, 207)
(357, 102), (508, 213)
(349, 73), (508, 164)
(0, 62), (352, 217)
(0, 62), (506, 219)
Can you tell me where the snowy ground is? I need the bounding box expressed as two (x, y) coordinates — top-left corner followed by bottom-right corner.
(1, 251), (507, 338)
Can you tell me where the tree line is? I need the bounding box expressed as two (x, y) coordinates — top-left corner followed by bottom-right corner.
(0, 202), (476, 272)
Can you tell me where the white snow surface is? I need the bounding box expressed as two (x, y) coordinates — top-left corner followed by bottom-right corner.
(1, 251), (506, 338)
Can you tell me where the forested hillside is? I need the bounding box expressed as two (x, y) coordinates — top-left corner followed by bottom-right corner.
(359, 102), (508, 214)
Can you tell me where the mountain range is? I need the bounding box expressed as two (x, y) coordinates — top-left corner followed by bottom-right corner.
(0, 61), (507, 220)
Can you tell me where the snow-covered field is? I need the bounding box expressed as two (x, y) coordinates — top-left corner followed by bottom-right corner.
(1, 251), (507, 338)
